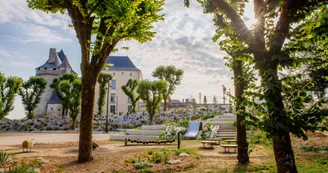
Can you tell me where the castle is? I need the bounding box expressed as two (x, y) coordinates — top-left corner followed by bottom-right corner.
(34, 48), (143, 117)
(34, 48), (76, 117)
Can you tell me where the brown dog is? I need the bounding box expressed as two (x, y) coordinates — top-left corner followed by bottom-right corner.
(22, 139), (34, 152)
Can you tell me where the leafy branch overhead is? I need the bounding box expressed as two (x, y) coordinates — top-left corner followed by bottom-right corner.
(27, 0), (165, 73)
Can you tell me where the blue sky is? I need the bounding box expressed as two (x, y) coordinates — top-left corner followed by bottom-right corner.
(0, 0), (254, 119)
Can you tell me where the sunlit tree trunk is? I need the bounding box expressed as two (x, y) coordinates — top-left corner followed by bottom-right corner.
(233, 57), (249, 164)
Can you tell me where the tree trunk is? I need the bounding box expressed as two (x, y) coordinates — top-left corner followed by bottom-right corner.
(163, 99), (167, 111)
(260, 64), (297, 173)
(72, 117), (76, 130)
(233, 57), (249, 164)
(149, 113), (154, 125)
(27, 111), (34, 119)
(78, 73), (97, 163)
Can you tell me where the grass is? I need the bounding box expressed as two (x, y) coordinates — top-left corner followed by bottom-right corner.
(55, 165), (64, 173)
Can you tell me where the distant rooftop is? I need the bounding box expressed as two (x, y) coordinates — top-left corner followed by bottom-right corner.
(48, 91), (62, 104)
(36, 48), (76, 74)
(105, 56), (140, 71)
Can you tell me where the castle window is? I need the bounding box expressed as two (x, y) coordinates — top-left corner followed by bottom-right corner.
(44, 67), (47, 70)
(53, 68), (56, 70)
(38, 68), (40, 70)
(51, 107), (53, 110)
(121, 72), (124, 75)
(113, 72), (115, 76)
(130, 73), (132, 76)
(58, 109), (61, 111)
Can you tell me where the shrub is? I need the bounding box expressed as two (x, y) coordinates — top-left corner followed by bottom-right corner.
(317, 158), (328, 164)
(298, 145), (328, 153)
(6, 163), (37, 173)
(135, 162), (153, 169)
(163, 151), (169, 164)
(147, 150), (153, 155)
(249, 129), (270, 144)
(139, 169), (155, 173)
(0, 151), (10, 164)
(150, 152), (162, 164)
(174, 148), (196, 156)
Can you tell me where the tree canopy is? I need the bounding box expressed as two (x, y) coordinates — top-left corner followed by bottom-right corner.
(19, 76), (47, 119)
(51, 73), (78, 117)
(0, 73), (22, 120)
(58, 78), (82, 130)
(137, 80), (167, 124)
(152, 65), (183, 111)
(122, 79), (140, 113)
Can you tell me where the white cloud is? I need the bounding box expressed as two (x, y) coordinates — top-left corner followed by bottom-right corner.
(0, 49), (37, 69)
(19, 25), (72, 43)
(0, 0), (70, 28)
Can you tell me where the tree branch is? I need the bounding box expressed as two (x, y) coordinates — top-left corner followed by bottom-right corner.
(85, 0), (104, 20)
(210, 0), (255, 48)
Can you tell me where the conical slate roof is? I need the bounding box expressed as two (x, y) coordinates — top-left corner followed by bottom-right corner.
(37, 48), (62, 68)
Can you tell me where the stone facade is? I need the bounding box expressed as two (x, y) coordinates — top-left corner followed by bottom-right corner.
(94, 56), (143, 115)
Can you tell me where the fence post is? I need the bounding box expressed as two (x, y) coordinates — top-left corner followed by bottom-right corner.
(178, 132), (181, 149)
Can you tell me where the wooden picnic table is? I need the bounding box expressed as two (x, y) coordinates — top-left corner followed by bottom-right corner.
(220, 144), (238, 152)
(201, 141), (218, 149)
(224, 139), (237, 144)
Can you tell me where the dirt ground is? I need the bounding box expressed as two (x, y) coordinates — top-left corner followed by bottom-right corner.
(1, 132), (327, 173)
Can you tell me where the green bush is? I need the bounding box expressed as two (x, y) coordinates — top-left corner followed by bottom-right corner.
(317, 158), (328, 164)
(174, 148), (196, 156)
(135, 162), (153, 169)
(201, 114), (215, 120)
(0, 151), (10, 164)
(249, 129), (270, 144)
(5, 163), (37, 173)
(150, 152), (162, 163)
(139, 169), (154, 173)
(298, 145), (328, 153)
(147, 150), (153, 155)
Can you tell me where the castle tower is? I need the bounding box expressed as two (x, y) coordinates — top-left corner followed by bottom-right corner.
(34, 48), (76, 117)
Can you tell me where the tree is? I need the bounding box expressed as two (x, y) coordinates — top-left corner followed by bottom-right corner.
(203, 96), (207, 105)
(213, 95), (217, 104)
(28, 0), (165, 162)
(152, 65), (184, 111)
(121, 79), (140, 113)
(193, 0), (328, 171)
(58, 79), (82, 130)
(97, 73), (112, 115)
(50, 73), (77, 117)
(19, 76), (47, 119)
(0, 73), (22, 120)
(137, 80), (167, 125)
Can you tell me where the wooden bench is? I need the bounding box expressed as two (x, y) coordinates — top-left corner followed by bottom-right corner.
(224, 139), (237, 144)
(124, 138), (175, 146)
(220, 144), (238, 152)
(208, 138), (222, 145)
(201, 141), (218, 149)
